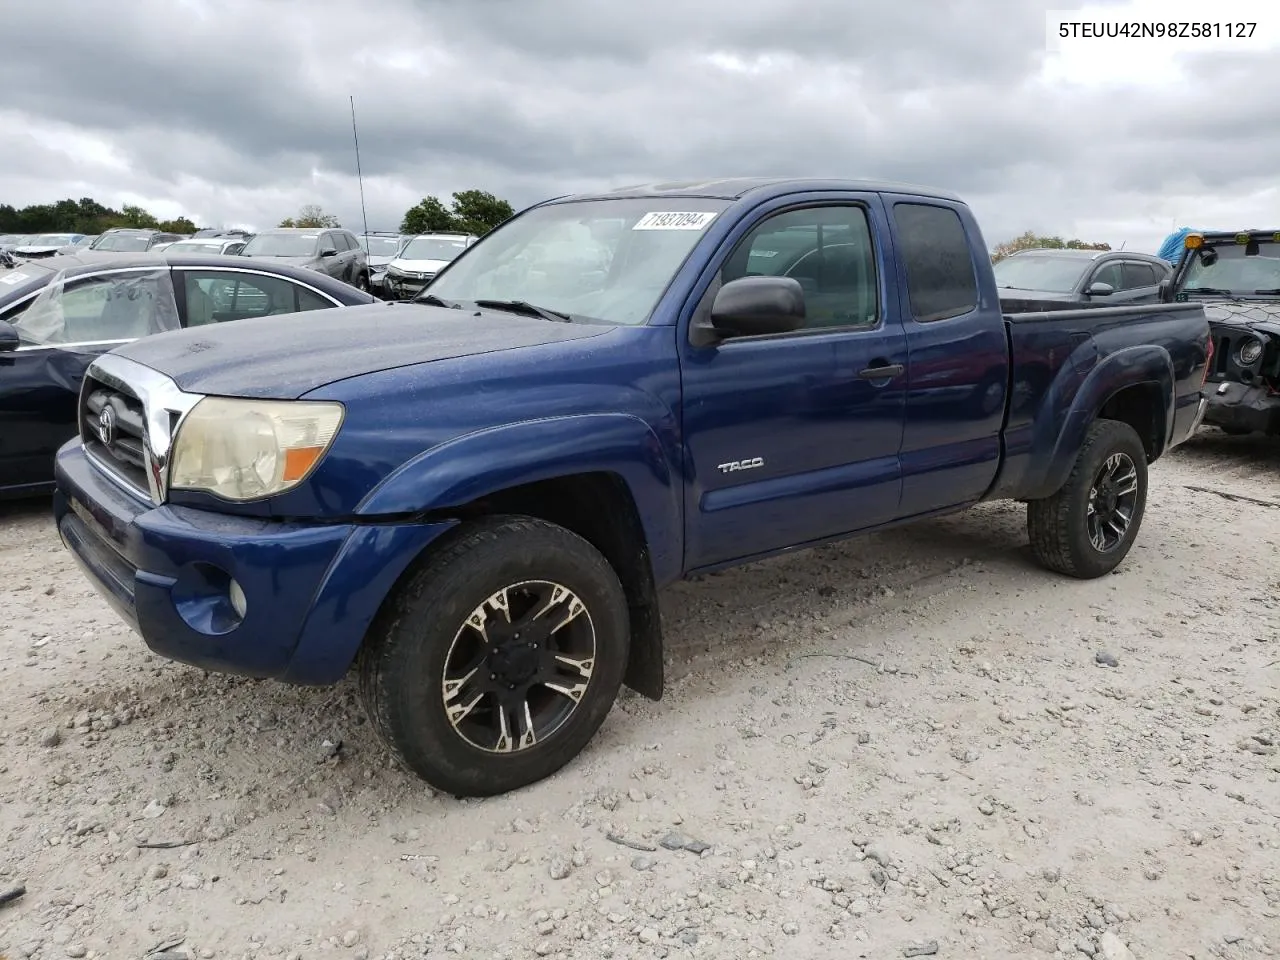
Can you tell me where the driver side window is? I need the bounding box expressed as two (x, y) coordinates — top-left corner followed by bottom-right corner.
(721, 205), (879, 331)
(1091, 262), (1123, 289)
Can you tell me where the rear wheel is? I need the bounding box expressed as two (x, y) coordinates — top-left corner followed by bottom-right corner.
(1027, 418), (1148, 579)
(358, 516), (630, 797)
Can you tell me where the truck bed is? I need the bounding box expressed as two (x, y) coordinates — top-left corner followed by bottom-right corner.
(986, 300), (1208, 502)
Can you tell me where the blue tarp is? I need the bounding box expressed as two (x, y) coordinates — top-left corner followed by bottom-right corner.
(1156, 227), (1200, 264)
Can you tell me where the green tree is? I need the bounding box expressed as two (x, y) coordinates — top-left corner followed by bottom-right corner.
(447, 190), (514, 235)
(400, 195), (456, 234)
(157, 216), (198, 234)
(278, 204), (339, 229)
(120, 204), (160, 229)
(991, 230), (1111, 263)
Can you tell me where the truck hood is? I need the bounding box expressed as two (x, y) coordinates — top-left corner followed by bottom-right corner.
(111, 301), (615, 399)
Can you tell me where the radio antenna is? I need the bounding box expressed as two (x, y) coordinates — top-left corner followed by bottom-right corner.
(350, 95), (370, 239)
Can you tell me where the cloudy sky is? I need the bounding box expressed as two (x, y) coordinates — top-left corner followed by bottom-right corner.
(3, 0), (1276, 252)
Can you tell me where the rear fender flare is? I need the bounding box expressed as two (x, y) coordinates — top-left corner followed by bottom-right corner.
(1025, 345), (1174, 500)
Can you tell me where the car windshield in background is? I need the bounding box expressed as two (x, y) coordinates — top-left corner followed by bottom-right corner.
(1182, 241), (1280, 295)
(241, 233), (318, 257)
(401, 237), (469, 261)
(361, 236), (402, 256)
(30, 234), (76, 246)
(992, 255), (1089, 293)
(170, 241), (232, 255)
(92, 234), (152, 252)
(423, 198), (732, 325)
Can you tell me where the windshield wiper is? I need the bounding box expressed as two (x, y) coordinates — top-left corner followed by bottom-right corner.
(1253, 288), (1280, 295)
(414, 293), (462, 309)
(1184, 287), (1238, 296)
(473, 299), (573, 323)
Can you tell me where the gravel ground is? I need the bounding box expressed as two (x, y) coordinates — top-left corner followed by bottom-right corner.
(2, 428), (1278, 960)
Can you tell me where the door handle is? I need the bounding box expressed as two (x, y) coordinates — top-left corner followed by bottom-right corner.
(857, 363), (904, 380)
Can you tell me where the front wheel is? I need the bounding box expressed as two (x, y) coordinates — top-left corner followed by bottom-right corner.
(1027, 418), (1148, 579)
(358, 516), (630, 797)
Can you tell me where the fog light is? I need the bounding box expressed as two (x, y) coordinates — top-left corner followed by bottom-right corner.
(229, 578), (247, 618)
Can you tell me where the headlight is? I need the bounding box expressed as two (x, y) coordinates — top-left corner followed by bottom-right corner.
(169, 397), (344, 501)
(1237, 337), (1263, 366)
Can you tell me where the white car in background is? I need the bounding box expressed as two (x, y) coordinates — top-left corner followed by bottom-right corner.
(383, 232), (477, 300)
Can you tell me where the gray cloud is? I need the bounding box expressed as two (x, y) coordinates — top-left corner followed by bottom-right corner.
(3, 0), (1277, 250)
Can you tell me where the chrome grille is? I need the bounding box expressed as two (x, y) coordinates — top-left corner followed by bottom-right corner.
(80, 373), (151, 497)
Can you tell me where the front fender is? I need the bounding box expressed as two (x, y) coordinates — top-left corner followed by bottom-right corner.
(356, 413), (682, 585)
(1020, 345), (1173, 500)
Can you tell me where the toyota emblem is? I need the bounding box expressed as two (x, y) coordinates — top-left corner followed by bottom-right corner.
(97, 404), (117, 447)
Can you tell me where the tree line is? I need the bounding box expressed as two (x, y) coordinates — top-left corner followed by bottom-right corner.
(990, 230), (1111, 262)
(0, 197), (199, 236)
(1, 188), (518, 239)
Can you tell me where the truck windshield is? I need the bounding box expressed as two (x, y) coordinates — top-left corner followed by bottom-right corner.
(992, 255), (1089, 293)
(424, 198), (732, 325)
(1180, 240), (1280, 296)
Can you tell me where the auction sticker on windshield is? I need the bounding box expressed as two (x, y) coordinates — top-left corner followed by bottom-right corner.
(0, 271), (31, 285)
(632, 212), (718, 231)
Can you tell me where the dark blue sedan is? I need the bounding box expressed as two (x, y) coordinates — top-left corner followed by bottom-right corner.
(0, 252), (377, 498)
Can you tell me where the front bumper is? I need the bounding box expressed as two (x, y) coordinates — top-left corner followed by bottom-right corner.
(1202, 380), (1280, 436)
(383, 274), (433, 301)
(53, 440), (457, 685)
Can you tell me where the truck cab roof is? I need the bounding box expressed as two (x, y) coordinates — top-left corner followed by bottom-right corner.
(553, 177), (965, 204)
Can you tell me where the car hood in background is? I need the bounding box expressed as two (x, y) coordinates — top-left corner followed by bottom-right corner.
(391, 258), (451, 273)
(112, 301), (615, 399)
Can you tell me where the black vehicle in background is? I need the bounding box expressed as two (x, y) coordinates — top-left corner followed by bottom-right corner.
(0, 252), (377, 498)
(1170, 230), (1280, 436)
(994, 248), (1172, 304)
(239, 227), (371, 292)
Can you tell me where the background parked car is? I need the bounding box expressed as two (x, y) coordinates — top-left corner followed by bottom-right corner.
(14, 233), (85, 258)
(74, 227), (186, 255)
(239, 227), (371, 292)
(383, 232), (477, 300)
(161, 235), (251, 256)
(0, 235), (33, 253)
(0, 251), (378, 499)
(357, 231), (406, 297)
(993, 249), (1172, 304)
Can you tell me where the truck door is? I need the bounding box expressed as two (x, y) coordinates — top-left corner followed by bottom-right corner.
(678, 195), (907, 570)
(882, 196), (1010, 517)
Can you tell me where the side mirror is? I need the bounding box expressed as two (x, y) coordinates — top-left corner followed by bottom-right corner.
(0, 320), (19, 352)
(319, 247), (338, 258)
(1086, 281), (1114, 297)
(709, 276), (805, 338)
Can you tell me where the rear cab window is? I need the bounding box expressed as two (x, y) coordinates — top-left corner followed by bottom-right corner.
(891, 202), (978, 322)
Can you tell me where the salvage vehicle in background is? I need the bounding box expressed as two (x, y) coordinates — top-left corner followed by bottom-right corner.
(52, 177), (1210, 797)
(357, 231), (406, 297)
(383, 232), (477, 300)
(14, 233), (86, 258)
(239, 227), (371, 292)
(79, 227), (186, 255)
(1169, 229), (1280, 436)
(160, 235), (251, 256)
(0, 253), (375, 498)
(993, 248), (1172, 304)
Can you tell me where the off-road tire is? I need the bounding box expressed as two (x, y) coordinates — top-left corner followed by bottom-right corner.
(358, 515), (630, 797)
(1027, 418), (1148, 579)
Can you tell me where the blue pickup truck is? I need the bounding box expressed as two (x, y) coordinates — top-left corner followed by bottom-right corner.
(53, 178), (1211, 797)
